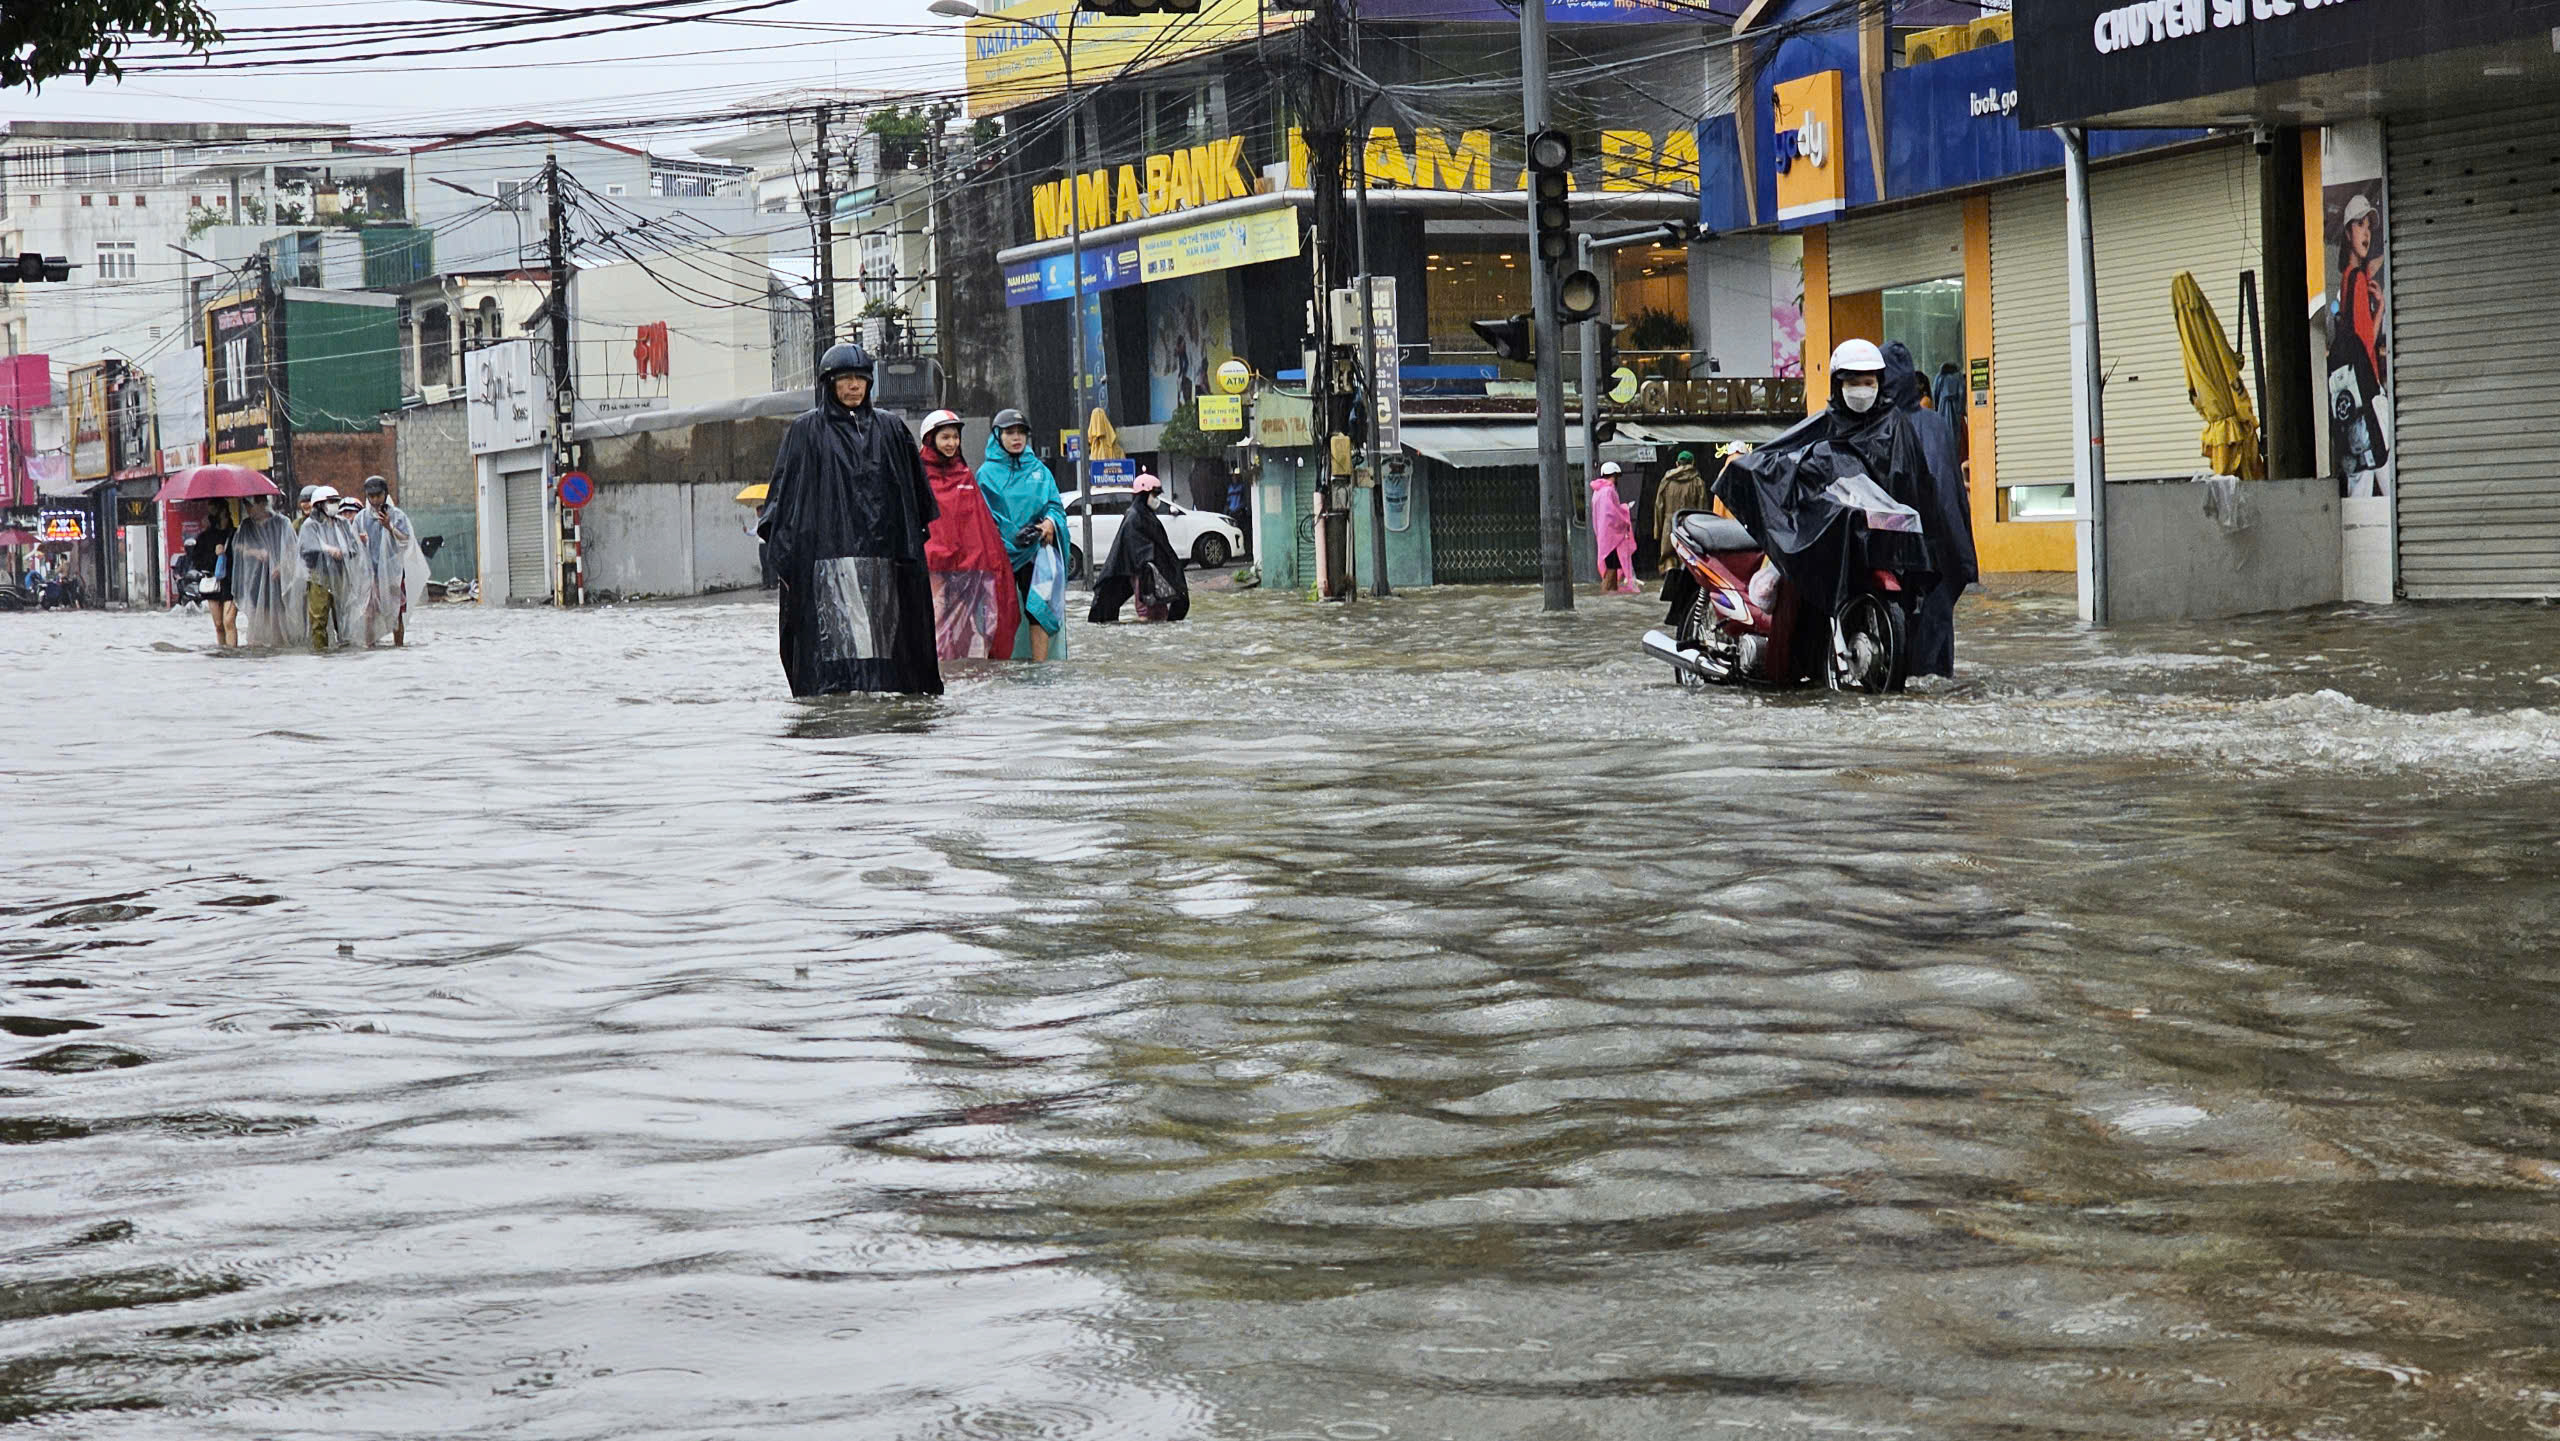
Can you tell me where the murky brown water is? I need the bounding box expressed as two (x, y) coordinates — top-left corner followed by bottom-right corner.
(6, 587), (2560, 1438)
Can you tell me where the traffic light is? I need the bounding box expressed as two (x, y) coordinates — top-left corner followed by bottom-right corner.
(1557, 266), (1601, 325)
(1079, 0), (1199, 11)
(1594, 321), (1619, 380)
(1470, 313), (1532, 364)
(1527, 129), (1572, 266)
(11, 253), (71, 283)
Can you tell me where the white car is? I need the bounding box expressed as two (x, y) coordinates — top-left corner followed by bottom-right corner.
(1060, 487), (1245, 578)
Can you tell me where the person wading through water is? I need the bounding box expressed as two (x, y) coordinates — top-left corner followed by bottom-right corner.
(917, 409), (1019, 659)
(757, 343), (943, 697)
(975, 408), (1069, 662)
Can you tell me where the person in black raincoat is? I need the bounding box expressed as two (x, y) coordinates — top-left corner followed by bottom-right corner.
(1710, 339), (1940, 683)
(1087, 472), (1190, 624)
(757, 343), (943, 697)
(1882, 341), (1978, 679)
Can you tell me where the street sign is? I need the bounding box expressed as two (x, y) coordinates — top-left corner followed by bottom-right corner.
(1215, 358), (1251, 395)
(1059, 432), (1082, 463)
(1091, 458), (1136, 484)
(1609, 366), (1640, 404)
(1196, 394), (1244, 430)
(557, 470), (593, 509)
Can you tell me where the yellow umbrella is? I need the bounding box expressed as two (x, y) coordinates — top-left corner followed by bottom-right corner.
(2172, 271), (2264, 480)
(734, 483), (768, 506)
(1085, 407), (1124, 461)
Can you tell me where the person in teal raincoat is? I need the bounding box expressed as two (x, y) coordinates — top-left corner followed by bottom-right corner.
(975, 408), (1070, 662)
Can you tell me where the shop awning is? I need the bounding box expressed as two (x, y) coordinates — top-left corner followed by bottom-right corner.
(1400, 422), (1654, 470)
(1617, 419), (1797, 450)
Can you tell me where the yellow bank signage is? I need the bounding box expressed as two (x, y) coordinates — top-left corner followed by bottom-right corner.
(963, 0), (1293, 115)
(1031, 124), (1704, 241)
(1032, 136), (1256, 242)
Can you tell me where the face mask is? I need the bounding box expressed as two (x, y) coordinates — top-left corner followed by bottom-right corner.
(1841, 382), (1880, 414)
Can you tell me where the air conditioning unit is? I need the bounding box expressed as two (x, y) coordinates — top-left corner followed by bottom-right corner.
(1904, 21), (1976, 66)
(1970, 13), (2015, 49)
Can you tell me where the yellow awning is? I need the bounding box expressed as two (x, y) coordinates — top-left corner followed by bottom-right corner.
(2172, 271), (2264, 480)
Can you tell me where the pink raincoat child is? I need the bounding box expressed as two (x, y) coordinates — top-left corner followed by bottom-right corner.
(1590, 463), (1639, 593)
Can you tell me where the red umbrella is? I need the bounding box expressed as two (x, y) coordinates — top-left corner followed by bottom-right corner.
(0, 528), (34, 546)
(154, 464), (281, 505)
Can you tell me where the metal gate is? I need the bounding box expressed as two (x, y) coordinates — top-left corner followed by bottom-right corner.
(504, 470), (548, 603)
(2388, 101), (2560, 598)
(1425, 462), (1540, 584)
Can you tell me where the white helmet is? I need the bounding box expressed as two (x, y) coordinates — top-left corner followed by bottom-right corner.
(1597, 461), (1622, 477)
(1829, 338), (1886, 375)
(307, 485), (340, 507)
(919, 408), (962, 440)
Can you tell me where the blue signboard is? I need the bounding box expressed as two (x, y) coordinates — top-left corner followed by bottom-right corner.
(1884, 43), (2203, 201)
(1002, 241), (1145, 308)
(1090, 458), (1136, 485)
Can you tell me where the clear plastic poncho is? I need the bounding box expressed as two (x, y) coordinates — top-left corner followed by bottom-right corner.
(229, 504), (308, 648)
(297, 512), (366, 649)
(354, 501), (430, 645)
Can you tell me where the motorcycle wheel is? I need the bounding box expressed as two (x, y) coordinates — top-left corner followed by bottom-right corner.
(1832, 594), (1907, 695)
(1672, 588), (1723, 689)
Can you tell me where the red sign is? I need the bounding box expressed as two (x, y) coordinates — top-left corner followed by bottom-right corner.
(557, 470), (593, 509)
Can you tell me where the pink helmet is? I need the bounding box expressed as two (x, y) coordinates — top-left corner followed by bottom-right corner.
(1131, 472), (1162, 494)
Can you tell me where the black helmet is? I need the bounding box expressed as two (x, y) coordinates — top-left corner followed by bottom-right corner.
(992, 407), (1029, 432)
(819, 342), (875, 381)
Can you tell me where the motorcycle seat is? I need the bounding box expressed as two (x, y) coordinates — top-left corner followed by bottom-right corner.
(1675, 510), (1758, 555)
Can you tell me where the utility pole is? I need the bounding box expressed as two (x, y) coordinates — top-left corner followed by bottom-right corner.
(1519, 0), (1573, 612)
(1351, 6), (1390, 599)
(257, 250), (294, 496)
(544, 152), (582, 607)
(1305, 0), (1354, 600)
(813, 103), (838, 375)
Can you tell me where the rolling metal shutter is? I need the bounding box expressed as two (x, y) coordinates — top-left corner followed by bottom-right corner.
(504, 470), (549, 603)
(1990, 146), (2264, 492)
(2387, 102), (2560, 599)
(1827, 201), (1965, 294)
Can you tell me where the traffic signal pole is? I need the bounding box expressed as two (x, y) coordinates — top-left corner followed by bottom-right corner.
(1576, 231), (1602, 484)
(1518, 0), (1572, 613)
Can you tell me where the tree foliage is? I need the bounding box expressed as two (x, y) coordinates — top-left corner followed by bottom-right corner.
(2, 0), (222, 89)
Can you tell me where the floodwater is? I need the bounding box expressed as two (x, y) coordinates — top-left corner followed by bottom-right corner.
(5, 585), (2560, 1439)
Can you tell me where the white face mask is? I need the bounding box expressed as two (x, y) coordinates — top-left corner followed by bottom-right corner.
(1841, 381), (1880, 414)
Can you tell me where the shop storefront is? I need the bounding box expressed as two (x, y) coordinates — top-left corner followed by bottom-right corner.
(2015, 0), (2560, 601)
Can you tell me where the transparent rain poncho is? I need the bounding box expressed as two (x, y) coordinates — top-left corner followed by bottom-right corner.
(354, 501), (431, 645)
(227, 504), (308, 649)
(297, 511), (366, 650)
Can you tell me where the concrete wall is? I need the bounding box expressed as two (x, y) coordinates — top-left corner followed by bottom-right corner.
(2103, 477), (2342, 624)
(388, 399), (476, 583)
(575, 404), (794, 600)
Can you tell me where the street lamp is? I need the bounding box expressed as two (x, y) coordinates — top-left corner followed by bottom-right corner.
(928, 0), (1092, 578)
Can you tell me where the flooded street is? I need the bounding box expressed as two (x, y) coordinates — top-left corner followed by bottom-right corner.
(6, 586), (2560, 1439)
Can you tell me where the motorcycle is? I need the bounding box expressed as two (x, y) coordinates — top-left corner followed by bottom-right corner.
(1641, 476), (1929, 695)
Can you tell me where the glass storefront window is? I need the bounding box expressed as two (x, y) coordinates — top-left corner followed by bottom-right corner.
(1425, 246), (1529, 361)
(1880, 278), (1964, 391)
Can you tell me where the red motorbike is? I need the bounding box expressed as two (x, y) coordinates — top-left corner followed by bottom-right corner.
(1641, 506), (1916, 694)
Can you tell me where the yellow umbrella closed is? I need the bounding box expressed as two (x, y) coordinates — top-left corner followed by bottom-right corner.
(734, 483), (768, 506)
(2172, 271), (2264, 480)
(1086, 407), (1124, 461)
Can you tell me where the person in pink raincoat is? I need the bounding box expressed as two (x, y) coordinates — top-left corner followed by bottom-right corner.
(1589, 462), (1639, 594)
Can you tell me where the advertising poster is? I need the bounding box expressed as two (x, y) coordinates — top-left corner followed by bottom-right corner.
(206, 295), (273, 467)
(1147, 272), (1234, 423)
(68, 365), (110, 482)
(2322, 125), (2391, 500)
(107, 364), (156, 480)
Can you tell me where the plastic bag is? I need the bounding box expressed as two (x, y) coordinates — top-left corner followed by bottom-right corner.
(1747, 557), (1782, 610)
(1024, 543), (1067, 635)
(811, 555), (904, 662)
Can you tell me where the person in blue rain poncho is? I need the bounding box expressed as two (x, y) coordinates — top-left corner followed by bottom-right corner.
(974, 408), (1070, 662)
